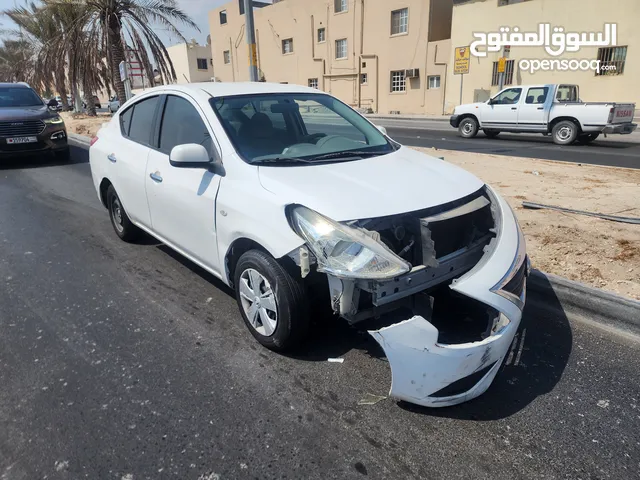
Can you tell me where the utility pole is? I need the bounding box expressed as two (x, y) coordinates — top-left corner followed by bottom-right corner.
(243, 0), (259, 81)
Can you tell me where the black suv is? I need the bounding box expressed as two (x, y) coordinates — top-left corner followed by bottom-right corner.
(0, 82), (69, 159)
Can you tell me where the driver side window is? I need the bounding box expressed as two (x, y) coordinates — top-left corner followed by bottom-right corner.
(159, 95), (213, 157)
(493, 88), (522, 105)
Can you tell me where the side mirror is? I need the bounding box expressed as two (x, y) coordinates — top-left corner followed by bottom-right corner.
(47, 99), (58, 108)
(376, 125), (388, 136)
(169, 144), (211, 168)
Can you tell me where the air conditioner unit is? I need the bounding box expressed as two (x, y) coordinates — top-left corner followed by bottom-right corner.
(405, 68), (420, 78)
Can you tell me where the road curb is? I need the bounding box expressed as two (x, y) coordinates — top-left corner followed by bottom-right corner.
(68, 133), (91, 146)
(528, 269), (640, 335)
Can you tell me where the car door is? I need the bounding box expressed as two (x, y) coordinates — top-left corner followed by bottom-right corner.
(145, 93), (223, 273)
(482, 87), (523, 128)
(517, 86), (550, 131)
(109, 95), (161, 227)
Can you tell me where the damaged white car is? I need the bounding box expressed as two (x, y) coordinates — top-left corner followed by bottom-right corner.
(89, 83), (529, 408)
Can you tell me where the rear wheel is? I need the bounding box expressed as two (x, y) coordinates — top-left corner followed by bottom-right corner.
(234, 249), (310, 352)
(484, 129), (500, 139)
(552, 120), (579, 145)
(577, 132), (600, 144)
(106, 185), (141, 242)
(458, 117), (479, 138)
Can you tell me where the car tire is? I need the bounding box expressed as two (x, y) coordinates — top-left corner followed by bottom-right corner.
(459, 117), (479, 138)
(552, 120), (579, 145)
(234, 249), (310, 352)
(484, 129), (500, 139)
(106, 185), (140, 242)
(577, 132), (600, 144)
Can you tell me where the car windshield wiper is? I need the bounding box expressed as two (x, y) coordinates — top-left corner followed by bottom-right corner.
(250, 156), (315, 165)
(310, 150), (383, 161)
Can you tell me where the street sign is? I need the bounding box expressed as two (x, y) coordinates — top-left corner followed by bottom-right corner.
(498, 57), (507, 73)
(454, 46), (470, 75)
(248, 43), (258, 68)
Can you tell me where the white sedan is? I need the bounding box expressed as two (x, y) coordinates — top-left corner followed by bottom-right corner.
(89, 82), (528, 408)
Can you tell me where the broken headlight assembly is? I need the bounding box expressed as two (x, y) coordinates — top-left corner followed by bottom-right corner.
(289, 205), (411, 279)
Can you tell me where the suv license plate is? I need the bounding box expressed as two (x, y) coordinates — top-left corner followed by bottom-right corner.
(7, 137), (37, 144)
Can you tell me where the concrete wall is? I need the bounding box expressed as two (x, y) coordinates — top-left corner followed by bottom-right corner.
(445, 0), (640, 113)
(166, 43), (213, 84)
(209, 0), (453, 115)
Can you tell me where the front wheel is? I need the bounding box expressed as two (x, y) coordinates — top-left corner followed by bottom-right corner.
(552, 120), (579, 145)
(458, 117), (479, 138)
(234, 250), (310, 352)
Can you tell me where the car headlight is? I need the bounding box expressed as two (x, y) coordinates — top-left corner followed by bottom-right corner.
(492, 202), (527, 308)
(289, 206), (411, 279)
(44, 116), (64, 125)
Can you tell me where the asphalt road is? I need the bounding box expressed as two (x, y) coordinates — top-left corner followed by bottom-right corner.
(371, 118), (640, 169)
(1, 145), (639, 479)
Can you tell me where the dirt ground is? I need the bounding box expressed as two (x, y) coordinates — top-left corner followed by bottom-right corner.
(58, 111), (640, 300)
(413, 147), (640, 300)
(60, 112), (111, 137)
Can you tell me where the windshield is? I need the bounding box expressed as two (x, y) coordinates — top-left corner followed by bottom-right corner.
(0, 87), (44, 107)
(210, 93), (394, 164)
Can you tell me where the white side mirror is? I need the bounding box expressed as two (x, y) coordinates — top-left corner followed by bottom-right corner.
(376, 125), (388, 136)
(169, 144), (210, 167)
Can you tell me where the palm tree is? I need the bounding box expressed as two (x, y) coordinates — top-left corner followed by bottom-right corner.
(0, 39), (34, 83)
(54, 0), (199, 104)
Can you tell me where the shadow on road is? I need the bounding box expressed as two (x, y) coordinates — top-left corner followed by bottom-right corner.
(0, 144), (88, 170)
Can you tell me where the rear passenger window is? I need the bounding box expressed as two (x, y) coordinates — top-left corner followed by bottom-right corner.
(159, 95), (212, 156)
(128, 96), (159, 145)
(526, 87), (549, 104)
(119, 107), (133, 136)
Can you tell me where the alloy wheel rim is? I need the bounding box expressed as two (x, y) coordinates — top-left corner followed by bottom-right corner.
(238, 268), (278, 337)
(111, 198), (124, 233)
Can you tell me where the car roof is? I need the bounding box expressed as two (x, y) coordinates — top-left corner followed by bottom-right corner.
(143, 82), (325, 98)
(0, 82), (31, 89)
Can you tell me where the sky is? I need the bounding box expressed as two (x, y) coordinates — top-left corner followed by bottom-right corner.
(0, 0), (230, 47)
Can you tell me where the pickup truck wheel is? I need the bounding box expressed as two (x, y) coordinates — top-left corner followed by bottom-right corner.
(484, 129), (500, 139)
(577, 133), (600, 144)
(234, 250), (310, 352)
(459, 117), (479, 138)
(106, 185), (141, 242)
(552, 120), (579, 145)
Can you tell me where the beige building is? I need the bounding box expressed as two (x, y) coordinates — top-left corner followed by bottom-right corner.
(166, 41), (214, 84)
(445, 0), (640, 114)
(208, 0), (453, 115)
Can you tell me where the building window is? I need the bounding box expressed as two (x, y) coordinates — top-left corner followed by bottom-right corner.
(335, 0), (347, 13)
(308, 78), (319, 89)
(219, 10), (227, 24)
(596, 46), (627, 76)
(318, 28), (326, 43)
(391, 8), (408, 35)
(390, 70), (406, 92)
(428, 75), (440, 89)
(196, 58), (208, 70)
(360, 73), (368, 85)
(223, 50), (231, 64)
(491, 59), (515, 86)
(282, 38), (294, 54)
(335, 38), (347, 59)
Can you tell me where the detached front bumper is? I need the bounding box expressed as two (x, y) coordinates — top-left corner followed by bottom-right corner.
(603, 123), (637, 134)
(368, 187), (528, 407)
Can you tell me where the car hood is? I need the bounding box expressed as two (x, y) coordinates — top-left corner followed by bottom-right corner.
(456, 102), (486, 113)
(0, 105), (49, 121)
(257, 146), (485, 221)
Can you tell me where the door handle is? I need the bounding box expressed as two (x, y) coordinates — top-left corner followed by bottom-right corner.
(511, 107), (517, 110)
(537, 107), (544, 110)
(149, 172), (163, 183)
(107, 153), (117, 163)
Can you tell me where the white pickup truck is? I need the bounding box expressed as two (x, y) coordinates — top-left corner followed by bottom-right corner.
(450, 84), (637, 145)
